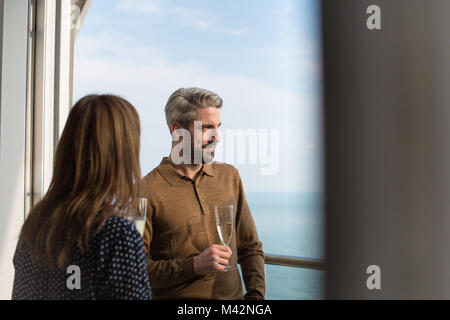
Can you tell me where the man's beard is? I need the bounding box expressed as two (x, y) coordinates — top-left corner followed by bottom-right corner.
(191, 141), (216, 164)
(202, 143), (216, 164)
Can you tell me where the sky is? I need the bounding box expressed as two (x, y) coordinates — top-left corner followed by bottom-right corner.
(73, 0), (323, 193)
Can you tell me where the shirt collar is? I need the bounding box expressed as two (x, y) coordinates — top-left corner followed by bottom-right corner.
(156, 157), (214, 186)
(203, 162), (215, 177)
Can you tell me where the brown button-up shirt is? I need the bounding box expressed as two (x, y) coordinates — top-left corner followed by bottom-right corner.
(140, 157), (265, 300)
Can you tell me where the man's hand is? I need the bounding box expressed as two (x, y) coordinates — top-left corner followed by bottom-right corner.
(193, 244), (232, 275)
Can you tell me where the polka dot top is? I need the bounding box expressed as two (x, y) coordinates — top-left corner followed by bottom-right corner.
(12, 216), (151, 300)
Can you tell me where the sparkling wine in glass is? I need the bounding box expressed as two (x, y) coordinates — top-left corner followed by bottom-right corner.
(126, 197), (147, 236)
(214, 204), (236, 271)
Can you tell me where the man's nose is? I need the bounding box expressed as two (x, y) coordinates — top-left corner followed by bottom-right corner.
(211, 129), (221, 143)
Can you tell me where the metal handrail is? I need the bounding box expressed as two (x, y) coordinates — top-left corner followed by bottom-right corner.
(264, 253), (325, 270)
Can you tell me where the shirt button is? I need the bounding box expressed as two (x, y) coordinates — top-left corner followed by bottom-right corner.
(201, 199), (205, 203)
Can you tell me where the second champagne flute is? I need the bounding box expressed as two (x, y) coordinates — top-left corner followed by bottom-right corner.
(214, 204), (236, 271)
(126, 197), (147, 237)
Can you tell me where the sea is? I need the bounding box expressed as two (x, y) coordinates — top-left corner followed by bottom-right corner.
(241, 192), (325, 300)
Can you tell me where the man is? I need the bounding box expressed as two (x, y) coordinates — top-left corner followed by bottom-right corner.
(140, 87), (265, 299)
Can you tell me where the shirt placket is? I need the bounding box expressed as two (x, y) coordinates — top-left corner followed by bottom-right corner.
(193, 175), (208, 216)
(193, 174), (216, 281)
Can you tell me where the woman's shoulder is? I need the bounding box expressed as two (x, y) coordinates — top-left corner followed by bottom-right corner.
(94, 216), (147, 276)
(101, 216), (136, 234)
(95, 216), (142, 248)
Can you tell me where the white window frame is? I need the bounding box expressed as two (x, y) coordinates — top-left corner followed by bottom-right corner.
(0, 0), (91, 299)
(0, 0), (31, 300)
(31, 0), (91, 205)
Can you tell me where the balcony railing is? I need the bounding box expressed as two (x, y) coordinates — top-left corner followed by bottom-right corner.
(264, 253), (325, 270)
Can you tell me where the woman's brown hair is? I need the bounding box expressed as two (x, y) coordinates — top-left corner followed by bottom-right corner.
(17, 94), (141, 269)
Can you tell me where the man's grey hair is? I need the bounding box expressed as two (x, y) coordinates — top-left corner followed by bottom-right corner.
(165, 87), (223, 132)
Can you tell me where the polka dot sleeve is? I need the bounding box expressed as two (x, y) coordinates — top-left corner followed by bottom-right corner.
(94, 217), (151, 300)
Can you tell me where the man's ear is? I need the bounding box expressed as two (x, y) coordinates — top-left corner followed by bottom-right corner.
(170, 121), (181, 132)
(171, 122), (183, 139)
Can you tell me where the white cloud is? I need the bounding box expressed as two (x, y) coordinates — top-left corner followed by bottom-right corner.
(115, 0), (211, 30)
(185, 18), (210, 30)
(116, 0), (163, 14)
(75, 32), (168, 64)
(169, 6), (211, 30)
(114, 0), (248, 35)
(220, 27), (249, 36)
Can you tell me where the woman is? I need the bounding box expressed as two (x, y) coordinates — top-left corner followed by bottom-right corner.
(12, 94), (151, 300)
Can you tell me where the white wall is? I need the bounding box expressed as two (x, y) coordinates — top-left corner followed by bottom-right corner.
(0, 0), (29, 300)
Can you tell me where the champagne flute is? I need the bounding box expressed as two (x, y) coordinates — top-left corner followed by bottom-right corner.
(126, 197), (147, 237)
(214, 204), (236, 271)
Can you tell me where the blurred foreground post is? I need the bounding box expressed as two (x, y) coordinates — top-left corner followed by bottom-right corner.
(322, 0), (450, 299)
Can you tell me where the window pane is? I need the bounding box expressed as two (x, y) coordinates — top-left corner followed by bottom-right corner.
(266, 266), (324, 300)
